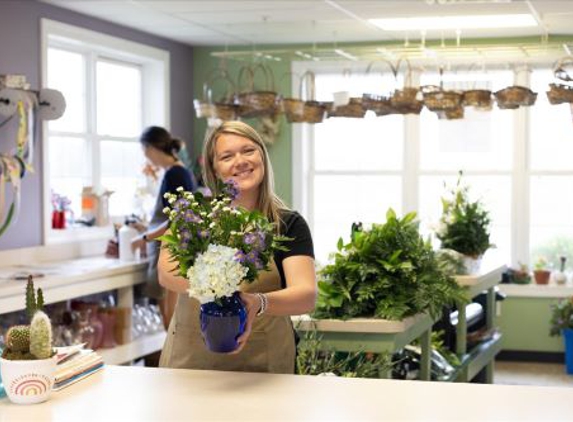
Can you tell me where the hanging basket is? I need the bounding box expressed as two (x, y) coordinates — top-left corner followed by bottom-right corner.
(437, 105), (465, 120)
(553, 57), (573, 82)
(546, 83), (573, 105)
(326, 97), (366, 118)
(422, 86), (463, 112)
(390, 58), (423, 115)
(193, 69), (237, 121)
(494, 86), (537, 109)
(236, 64), (278, 118)
(362, 60), (398, 116)
(276, 72), (305, 123)
(463, 89), (493, 110)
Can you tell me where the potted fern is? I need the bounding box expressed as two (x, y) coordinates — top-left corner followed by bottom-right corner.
(0, 276), (56, 405)
(435, 172), (493, 274)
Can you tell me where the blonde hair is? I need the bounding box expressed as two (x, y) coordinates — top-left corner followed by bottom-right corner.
(202, 121), (287, 231)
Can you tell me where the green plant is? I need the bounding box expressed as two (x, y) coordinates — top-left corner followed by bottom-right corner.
(296, 327), (393, 378)
(531, 236), (573, 271)
(1, 276), (54, 361)
(549, 297), (573, 336)
(315, 209), (467, 321)
(534, 256), (549, 271)
(436, 172), (493, 258)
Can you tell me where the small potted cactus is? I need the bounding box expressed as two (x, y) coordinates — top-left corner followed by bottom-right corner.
(0, 276), (56, 405)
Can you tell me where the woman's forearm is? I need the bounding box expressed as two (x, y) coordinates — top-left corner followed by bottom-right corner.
(264, 284), (317, 316)
(158, 246), (189, 294)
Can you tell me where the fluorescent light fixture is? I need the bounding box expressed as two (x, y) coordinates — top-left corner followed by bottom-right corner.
(369, 13), (537, 31)
(334, 49), (357, 61)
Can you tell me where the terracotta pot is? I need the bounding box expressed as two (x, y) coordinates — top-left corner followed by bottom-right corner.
(533, 269), (551, 285)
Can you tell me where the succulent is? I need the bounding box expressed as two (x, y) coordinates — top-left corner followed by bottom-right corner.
(1, 276), (54, 361)
(30, 311), (53, 359)
(25, 274), (44, 321)
(5, 325), (30, 352)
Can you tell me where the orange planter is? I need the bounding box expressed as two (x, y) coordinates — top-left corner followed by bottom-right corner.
(533, 269), (551, 285)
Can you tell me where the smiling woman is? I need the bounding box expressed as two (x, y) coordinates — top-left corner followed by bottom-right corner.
(157, 121), (317, 374)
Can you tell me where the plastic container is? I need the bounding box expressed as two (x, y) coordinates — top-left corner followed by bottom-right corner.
(118, 220), (138, 262)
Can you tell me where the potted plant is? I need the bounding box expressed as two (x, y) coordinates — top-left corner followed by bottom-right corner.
(0, 276), (56, 405)
(508, 262), (532, 285)
(549, 296), (573, 374)
(435, 172), (493, 274)
(315, 209), (466, 321)
(533, 257), (551, 285)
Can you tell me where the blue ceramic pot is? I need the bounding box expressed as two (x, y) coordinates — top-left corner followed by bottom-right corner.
(200, 292), (247, 353)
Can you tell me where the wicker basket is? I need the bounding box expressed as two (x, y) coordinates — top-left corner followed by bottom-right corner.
(554, 57), (573, 82)
(280, 97), (305, 122)
(194, 69), (236, 120)
(391, 87), (423, 114)
(326, 97), (366, 118)
(437, 105), (464, 120)
(362, 93), (395, 116)
(423, 88), (463, 112)
(302, 101), (326, 123)
(463, 89), (493, 110)
(236, 64), (278, 118)
(494, 86), (537, 109)
(546, 83), (573, 105)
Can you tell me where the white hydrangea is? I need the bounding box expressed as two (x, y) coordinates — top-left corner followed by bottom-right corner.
(186, 244), (248, 304)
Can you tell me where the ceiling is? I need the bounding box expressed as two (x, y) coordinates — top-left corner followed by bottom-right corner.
(39, 0), (573, 47)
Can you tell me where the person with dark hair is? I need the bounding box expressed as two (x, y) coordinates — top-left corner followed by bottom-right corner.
(131, 126), (197, 328)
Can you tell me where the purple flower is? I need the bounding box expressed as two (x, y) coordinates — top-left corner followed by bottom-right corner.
(223, 179), (240, 201)
(184, 210), (201, 223)
(234, 250), (247, 263)
(244, 230), (266, 250)
(197, 228), (210, 239)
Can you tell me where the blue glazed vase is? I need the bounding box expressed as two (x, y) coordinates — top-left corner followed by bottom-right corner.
(200, 292), (247, 353)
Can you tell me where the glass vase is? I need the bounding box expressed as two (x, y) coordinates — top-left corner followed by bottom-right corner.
(200, 292), (247, 353)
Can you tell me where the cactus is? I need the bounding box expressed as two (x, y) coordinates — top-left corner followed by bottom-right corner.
(25, 275), (45, 322)
(25, 275), (37, 321)
(29, 311), (53, 360)
(6, 325), (30, 352)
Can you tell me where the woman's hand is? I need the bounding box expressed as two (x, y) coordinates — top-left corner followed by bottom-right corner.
(131, 235), (147, 253)
(229, 292), (261, 354)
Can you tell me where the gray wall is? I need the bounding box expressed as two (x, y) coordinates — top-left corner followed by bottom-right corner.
(0, 1), (194, 250)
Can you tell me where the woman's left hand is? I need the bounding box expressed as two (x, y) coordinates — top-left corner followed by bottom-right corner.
(229, 292), (261, 354)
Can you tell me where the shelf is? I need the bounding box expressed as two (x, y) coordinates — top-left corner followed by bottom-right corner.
(444, 332), (503, 382)
(499, 283), (573, 298)
(98, 331), (166, 365)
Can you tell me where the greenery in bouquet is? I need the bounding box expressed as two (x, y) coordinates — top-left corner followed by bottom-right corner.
(314, 209), (466, 321)
(1, 276), (55, 361)
(160, 180), (289, 304)
(435, 172), (493, 258)
(549, 296), (573, 336)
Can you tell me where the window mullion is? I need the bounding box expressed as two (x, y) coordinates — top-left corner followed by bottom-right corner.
(511, 67), (531, 267)
(403, 71), (421, 216)
(87, 51), (100, 190)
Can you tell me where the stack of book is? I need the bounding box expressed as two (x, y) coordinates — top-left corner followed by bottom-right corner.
(54, 344), (104, 391)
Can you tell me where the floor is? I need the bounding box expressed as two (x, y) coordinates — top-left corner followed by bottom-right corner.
(494, 360), (572, 387)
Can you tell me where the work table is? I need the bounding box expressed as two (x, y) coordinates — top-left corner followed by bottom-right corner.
(1, 365), (572, 421)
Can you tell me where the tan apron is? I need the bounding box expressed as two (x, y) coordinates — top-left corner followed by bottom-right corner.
(159, 261), (296, 374)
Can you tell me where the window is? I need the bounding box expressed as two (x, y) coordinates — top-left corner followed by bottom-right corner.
(529, 69), (573, 268)
(294, 62), (572, 269)
(41, 19), (169, 243)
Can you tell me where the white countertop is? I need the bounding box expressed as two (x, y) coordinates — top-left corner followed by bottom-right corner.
(1, 365), (571, 422)
(0, 255), (147, 313)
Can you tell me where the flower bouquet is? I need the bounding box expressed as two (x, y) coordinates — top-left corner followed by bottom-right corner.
(160, 180), (288, 353)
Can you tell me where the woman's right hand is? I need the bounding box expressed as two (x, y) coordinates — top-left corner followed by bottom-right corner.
(131, 235), (146, 253)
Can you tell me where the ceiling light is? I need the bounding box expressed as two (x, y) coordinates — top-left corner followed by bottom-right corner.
(334, 49), (357, 61)
(369, 14), (536, 31)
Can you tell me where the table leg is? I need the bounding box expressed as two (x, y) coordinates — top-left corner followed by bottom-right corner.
(456, 301), (467, 356)
(419, 328), (432, 381)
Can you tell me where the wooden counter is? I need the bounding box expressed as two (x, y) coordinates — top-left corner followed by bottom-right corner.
(1, 365), (571, 421)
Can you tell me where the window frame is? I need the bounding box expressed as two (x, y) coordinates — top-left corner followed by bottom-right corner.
(41, 19), (170, 245)
(292, 60), (567, 268)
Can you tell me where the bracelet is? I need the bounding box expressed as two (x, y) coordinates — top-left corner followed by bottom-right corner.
(255, 293), (268, 317)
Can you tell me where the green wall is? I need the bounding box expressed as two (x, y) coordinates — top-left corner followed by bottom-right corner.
(192, 47), (294, 205)
(497, 297), (565, 353)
